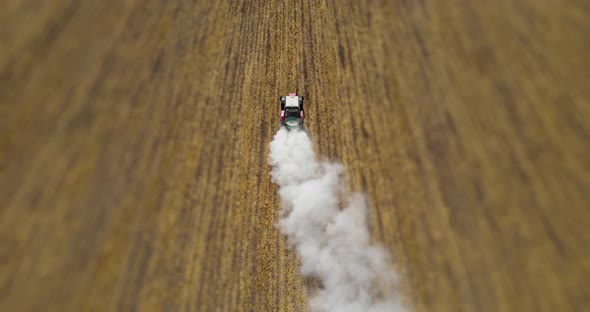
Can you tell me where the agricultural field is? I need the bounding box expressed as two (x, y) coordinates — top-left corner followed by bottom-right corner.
(0, 0), (588, 311)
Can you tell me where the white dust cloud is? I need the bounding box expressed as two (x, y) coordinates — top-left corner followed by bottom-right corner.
(269, 127), (405, 312)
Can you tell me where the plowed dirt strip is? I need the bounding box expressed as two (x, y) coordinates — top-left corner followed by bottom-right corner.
(0, 1), (588, 311)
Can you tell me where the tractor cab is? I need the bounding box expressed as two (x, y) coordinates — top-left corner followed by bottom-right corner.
(280, 93), (304, 130)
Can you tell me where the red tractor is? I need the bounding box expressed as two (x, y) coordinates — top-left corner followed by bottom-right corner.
(280, 93), (304, 130)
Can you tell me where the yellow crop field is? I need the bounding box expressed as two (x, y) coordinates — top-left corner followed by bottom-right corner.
(0, 1), (588, 311)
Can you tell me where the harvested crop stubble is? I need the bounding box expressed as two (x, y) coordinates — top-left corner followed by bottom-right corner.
(0, 0), (589, 311)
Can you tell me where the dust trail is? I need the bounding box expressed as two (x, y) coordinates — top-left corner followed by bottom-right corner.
(269, 127), (405, 312)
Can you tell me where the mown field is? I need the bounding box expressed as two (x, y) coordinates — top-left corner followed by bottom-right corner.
(1, 1), (588, 311)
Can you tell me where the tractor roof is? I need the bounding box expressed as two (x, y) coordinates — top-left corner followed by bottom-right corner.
(285, 96), (299, 108)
